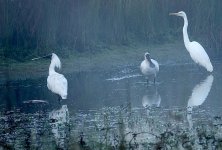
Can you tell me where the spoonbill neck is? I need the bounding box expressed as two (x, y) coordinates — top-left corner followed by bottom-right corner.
(48, 54), (61, 75)
(49, 62), (57, 75)
(145, 57), (152, 63)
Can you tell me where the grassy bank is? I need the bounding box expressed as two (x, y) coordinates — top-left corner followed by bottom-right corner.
(0, 41), (190, 81)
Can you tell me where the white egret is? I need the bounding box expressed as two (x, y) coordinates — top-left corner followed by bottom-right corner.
(170, 11), (213, 72)
(140, 52), (159, 84)
(47, 53), (68, 100)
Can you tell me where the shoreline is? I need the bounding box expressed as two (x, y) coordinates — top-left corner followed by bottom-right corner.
(0, 41), (190, 81)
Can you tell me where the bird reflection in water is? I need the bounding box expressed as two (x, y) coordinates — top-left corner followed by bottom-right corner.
(187, 75), (214, 129)
(49, 105), (70, 149)
(142, 87), (161, 115)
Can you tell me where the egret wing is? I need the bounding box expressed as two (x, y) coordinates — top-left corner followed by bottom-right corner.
(188, 41), (213, 72)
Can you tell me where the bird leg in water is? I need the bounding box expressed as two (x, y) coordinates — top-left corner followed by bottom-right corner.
(57, 95), (61, 103)
(153, 77), (156, 84)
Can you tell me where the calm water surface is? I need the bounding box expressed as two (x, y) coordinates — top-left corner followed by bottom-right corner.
(0, 62), (222, 149)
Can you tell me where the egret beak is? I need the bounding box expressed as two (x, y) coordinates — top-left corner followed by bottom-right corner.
(169, 13), (179, 16)
(31, 54), (52, 60)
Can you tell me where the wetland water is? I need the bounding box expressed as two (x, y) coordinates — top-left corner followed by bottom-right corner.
(0, 62), (222, 149)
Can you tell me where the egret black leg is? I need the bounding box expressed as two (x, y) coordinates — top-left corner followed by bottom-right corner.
(153, 77), (156, 85)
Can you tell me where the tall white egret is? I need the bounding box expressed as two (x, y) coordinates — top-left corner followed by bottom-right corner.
(140, 52), (159, 84)
(170, 11), (213, 72)
(47, 53), (68, 100)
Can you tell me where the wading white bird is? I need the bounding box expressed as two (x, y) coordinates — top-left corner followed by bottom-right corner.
(140, 52), (159, 84)
(170, 11), (213, 72)
(47, 53), (68, 100)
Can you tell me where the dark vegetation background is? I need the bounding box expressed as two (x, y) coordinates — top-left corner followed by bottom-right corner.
(0, 0), (222, 61)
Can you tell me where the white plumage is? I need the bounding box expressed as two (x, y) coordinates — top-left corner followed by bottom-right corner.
(170, 11), (213, 72)
(187, 42), (213, 72)
(47, 53), (68, 100)
(140, 52), (159, 84)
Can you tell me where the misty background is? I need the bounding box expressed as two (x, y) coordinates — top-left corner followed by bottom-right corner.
(0, 0), (222, 61)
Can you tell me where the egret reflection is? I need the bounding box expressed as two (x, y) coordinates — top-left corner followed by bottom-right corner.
(49, 105), (70, 149)
(187, 75), (214, 128)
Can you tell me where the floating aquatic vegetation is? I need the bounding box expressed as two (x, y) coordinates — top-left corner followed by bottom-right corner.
(0, 104), (222, 149)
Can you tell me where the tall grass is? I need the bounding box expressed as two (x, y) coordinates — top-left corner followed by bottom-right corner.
(0, 0), (221, 60)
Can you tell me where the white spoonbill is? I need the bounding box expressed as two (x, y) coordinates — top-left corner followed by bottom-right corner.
(140, 52), (159, 84)
(47, 53), (68, 100)
(170, 11), (213, 72)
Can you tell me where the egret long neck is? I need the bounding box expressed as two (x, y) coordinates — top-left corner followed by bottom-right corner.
(182, 15), (190, 49)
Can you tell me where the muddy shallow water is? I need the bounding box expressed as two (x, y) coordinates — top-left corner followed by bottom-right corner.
(0, 62), (221, 149)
